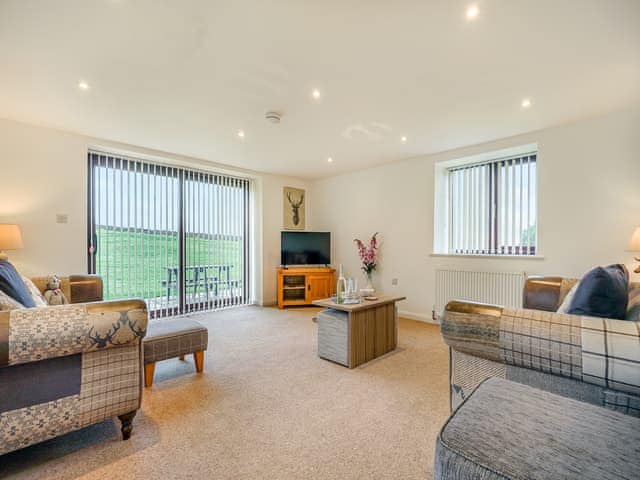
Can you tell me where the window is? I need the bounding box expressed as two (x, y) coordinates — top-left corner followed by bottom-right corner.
(444, 150), (537, 256)
(87, 151), (252, 318)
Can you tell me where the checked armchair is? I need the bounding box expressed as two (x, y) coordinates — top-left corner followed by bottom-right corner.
(0, 275), (148, 456)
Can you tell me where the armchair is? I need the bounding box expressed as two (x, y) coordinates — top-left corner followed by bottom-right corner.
(441, 276), (640, 416)
(0, 275), (148, 456)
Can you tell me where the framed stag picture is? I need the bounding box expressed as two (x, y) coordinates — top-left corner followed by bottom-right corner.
(283, 186), (305, 230)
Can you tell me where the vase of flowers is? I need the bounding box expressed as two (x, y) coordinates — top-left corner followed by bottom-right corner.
(354, 232), (379, 292)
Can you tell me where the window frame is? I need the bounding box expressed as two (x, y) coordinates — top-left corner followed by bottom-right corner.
(433, 144), (540, 258)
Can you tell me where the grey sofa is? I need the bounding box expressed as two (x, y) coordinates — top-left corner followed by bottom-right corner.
(0, 275), (148, 456)
(434, 276), (640, 479)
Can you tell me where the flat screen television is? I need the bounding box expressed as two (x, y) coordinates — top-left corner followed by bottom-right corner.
(281, 231), (331, 266)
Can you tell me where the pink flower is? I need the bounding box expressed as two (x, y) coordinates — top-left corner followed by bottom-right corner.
(353, 232), (379, 273)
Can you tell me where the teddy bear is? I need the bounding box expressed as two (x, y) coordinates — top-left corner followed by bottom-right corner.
(44, 274), (68, 306)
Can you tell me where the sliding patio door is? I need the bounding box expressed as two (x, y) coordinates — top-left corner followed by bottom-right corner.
(87, 151), (251, 318)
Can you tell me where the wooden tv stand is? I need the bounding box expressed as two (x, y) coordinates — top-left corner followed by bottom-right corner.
(277, 267), (335, 309)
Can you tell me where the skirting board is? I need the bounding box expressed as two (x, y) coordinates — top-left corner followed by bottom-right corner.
(398, 310), (440, 325)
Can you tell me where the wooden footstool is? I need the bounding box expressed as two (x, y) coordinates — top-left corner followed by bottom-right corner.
(143, 318), (208, 387)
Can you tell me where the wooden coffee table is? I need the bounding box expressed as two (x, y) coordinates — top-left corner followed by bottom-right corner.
(312, 295), (406, 368)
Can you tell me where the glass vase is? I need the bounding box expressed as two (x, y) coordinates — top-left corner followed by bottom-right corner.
(365, 270), (374, 291)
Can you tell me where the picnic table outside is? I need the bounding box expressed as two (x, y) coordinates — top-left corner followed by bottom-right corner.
(162, 264), (239, 301)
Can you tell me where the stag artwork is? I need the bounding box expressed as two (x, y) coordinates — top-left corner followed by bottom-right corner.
(287, 192), (304, 225)
(283, 187), (305, 230)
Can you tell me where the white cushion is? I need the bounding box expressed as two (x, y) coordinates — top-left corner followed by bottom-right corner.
(21, 276), (47, 307)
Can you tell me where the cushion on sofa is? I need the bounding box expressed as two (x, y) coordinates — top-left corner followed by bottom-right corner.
(567, 264), (628, 319)
(627, 288), (640, 321)
(0, 260), (35, 308)
(434, 377), (640, 480)
(0, 289), (25, 311)
(556, 282), (579, 313)
(21, 275), (47, 307)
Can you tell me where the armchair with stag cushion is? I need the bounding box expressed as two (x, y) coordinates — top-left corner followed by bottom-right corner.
(0, 271), (148, 456)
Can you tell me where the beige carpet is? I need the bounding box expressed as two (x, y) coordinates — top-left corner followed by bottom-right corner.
(0, 307), (450, 480)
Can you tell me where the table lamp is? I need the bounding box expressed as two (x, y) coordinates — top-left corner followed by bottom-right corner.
(628, 227), (640, 274)
(0, 224), (23, 261)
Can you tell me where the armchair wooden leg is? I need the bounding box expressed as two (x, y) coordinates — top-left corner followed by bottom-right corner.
(144, 362), (156, 388)
(194, 351), (204, 373)
(118, 410), (137, 440)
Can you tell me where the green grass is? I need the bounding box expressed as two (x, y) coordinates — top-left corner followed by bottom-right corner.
(95, 227), (245, 301)
(521, 224), (537, 247)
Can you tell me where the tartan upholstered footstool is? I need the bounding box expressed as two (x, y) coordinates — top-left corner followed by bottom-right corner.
(143, 318), (208, 387)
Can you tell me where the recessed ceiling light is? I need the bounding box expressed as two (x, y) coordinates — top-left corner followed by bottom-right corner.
(466, 4), (479, 19)
(327, 157), (333, 163)
(521, 98), (532, 108)
(78, 80), (90, 91)
(401, 136), (408, 143)
(312, 89), (321, 100)
(237, 129), (245, 138)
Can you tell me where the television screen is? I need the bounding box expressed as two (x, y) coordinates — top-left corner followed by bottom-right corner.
(281, 231), (331, 266)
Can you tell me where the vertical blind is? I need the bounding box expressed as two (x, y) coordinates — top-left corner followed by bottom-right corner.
(448, 153), (537, 256)
(87, 151), (251, 318)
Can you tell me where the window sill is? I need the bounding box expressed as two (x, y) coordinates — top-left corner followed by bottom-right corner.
(430, 253), (545, 260)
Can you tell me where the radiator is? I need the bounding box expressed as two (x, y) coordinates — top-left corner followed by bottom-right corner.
(435, 269), (525, 318)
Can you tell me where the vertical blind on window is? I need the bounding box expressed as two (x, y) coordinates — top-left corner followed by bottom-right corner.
(448, 153), (537, 256)
(88, 151), (251, 318)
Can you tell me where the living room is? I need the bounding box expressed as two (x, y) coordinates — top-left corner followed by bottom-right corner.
(1, 1), (640, 479)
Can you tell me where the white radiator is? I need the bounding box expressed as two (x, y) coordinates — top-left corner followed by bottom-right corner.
(435, 269), (525, 318)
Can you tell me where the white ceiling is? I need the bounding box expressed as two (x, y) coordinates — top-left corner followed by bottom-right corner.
(1, 0), (639, 179)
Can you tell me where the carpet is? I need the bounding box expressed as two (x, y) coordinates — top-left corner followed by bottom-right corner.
(0, 306), (450, 479)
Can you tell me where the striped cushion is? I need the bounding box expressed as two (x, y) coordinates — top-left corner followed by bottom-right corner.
(21, 276), (47, 307)
(0, 290), (25, 311)
(556, 282), (579, 313)
(627, 288), (640, 321)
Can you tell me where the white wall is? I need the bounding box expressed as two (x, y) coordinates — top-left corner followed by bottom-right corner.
(3, 106), (638, 314)
(312, 106), (640, 321)
(257, 174), (312, 306)
(0, 118), (310, 305)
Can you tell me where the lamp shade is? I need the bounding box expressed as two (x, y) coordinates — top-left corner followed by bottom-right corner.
(628, 227), (640, 252)
(0, 224), (23, 251)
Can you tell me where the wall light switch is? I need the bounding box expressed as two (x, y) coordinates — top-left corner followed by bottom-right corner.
(391, 278), (398, 286)
(56, 214), (68, 224)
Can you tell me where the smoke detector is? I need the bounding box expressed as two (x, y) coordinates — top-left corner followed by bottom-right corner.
(265, 111), (282, 124)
